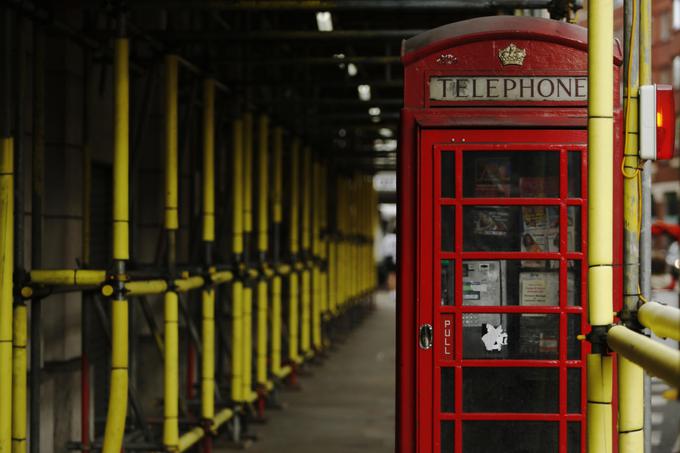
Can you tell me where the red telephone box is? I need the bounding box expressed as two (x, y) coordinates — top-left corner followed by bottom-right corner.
(398, 17), (623, 453)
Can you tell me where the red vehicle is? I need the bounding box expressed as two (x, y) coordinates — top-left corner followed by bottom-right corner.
(398, 16), (623, 453)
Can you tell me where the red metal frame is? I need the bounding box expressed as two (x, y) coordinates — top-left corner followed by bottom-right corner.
(421, 129), (587, 453)
(398, 16), (623, 453)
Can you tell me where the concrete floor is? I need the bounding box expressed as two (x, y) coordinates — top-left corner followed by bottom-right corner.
(216, 291), (396, 453)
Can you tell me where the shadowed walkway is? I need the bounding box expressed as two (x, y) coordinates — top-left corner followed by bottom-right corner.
(217, 292), (396, 453)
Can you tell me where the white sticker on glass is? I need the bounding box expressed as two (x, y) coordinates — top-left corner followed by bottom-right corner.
(481, 323), (508, 352)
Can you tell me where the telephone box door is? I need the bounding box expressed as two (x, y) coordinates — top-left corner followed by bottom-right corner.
(416, 128), (588, 453)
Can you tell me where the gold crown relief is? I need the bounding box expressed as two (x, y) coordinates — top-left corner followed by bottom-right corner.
(498, 43), (527, 66)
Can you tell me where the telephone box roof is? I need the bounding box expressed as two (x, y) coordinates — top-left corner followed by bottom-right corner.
(402, 16), (622, 65)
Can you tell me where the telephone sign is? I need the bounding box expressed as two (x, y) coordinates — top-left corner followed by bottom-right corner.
(398, 17), (623, 453)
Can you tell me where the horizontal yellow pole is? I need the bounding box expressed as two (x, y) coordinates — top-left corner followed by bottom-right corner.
(125, 279), (168, 296)
(213, 408), (234, 430)
(638, 301), (680, 341)
(607, 325), (680, 386)
(212, 270), (233, 284)
(178, 426), (205, 452)
(29, 269), (106, 286)
(175, 276), (205, 293)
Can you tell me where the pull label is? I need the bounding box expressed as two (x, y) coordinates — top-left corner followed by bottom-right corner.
(439, 314), (454, 360)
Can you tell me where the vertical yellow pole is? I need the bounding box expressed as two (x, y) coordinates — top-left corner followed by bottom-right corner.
(271, 276), (282, 376)
(231, 118), (244, 404)
(301, 147), (311, 252)
(272, 128), (283, 227)
(202, 79), (215, 244)
(243, 113), (253, 237)
(619, 0), (644, 448)
(271, 127), (283, 375)
(288, 139), (300, 364)
(163, 291), (179, 448)
(312, 161), (322, 351)
(301, 147), (311, 357)
(103, 37), (129, 453)
(288, 273), (300, 364)
(289, 139), (300, 256)
(201, 78), (216, 424)
(587, 2), (614, 453)
(257, 114), (269, 255)
(256, 280), (268, 386)
(0, 138), (13, 453)
(164, 55), (179, 231)
(242, 286), (253, 401)
(256, 115), (269, 388)
(162, 54), (180, 451)
(232, 119), (244, 256)
(242, 113), (254, 398)
(231, 282), (244, 403)
(12, 305), (26, 453)
(201, 289), (215, 419)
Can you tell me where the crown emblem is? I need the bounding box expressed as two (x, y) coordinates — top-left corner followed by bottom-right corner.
(436, 53), (457, 65)
(498, 43), (526, 66)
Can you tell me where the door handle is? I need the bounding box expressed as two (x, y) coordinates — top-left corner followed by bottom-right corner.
(419, 323), (433, 350)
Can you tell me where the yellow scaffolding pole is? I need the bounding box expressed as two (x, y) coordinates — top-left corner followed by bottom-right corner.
(12, 303), (26, 453)
(28, 269), (106, 286)
(288, 139), (301, 364)
(312, 161), (322, 351)
(587, 1), (614, 452)
(256, 280), (268, 387)
(288, 272), (300, 364)
(231, 281), (244, 403)
(257, 114), (269, 254)
(256, 115), (270, 390)
(0, 137), (13, 453)
(243, 113), (253, 236)
(232, 118), (244, 256)
(271, 276), (284, 377)
(608, 325), (680, 386)
(638, 301), (680, 341)
(102, 37), (129, 453)
(200, 78), (216, 425)
(162, 54), (180, 451)
(163, 291), (179, 449)
(242, 286), (254, 401)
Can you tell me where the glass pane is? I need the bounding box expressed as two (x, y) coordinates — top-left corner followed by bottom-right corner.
(568, 422), (582, 453)
(463, 206), (519, 251)
(568, 206), (581, 252)
(442, 206), (455, 252)
(568, 368), (582, 413)
(463, 313), (559, 359)
(441, 152), (455, 198)
(463, 421), (558, 453)
(441, 421), (454, 453)
(463, 206), (560, 252)
(568, 314), (582, 360)
(462, 151), (559, 198)
(441, 260), (455, 306)
(567, 261), (581, 306)
(441, 367), (454, 413)
(463, 260), (559, 306)
(463, 367), (558, 413)
(568, 151), (581, 197)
